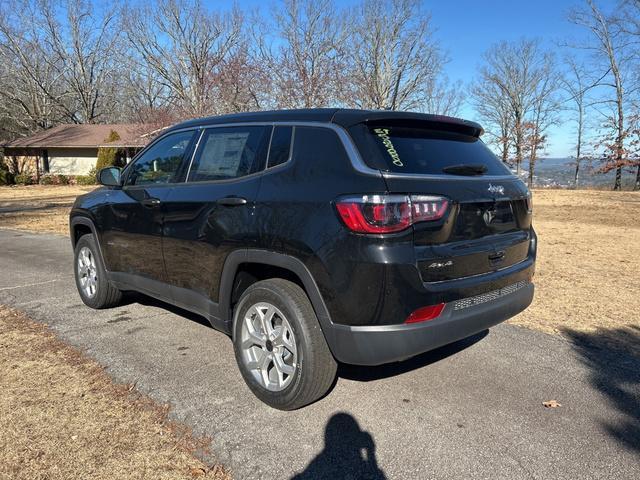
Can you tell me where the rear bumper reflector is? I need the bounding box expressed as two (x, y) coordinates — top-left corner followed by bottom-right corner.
(405, 303), (446, 324)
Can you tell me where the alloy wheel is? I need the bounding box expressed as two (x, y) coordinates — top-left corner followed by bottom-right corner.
(77, 246), (98, 298)
(239, 302), (298, 391)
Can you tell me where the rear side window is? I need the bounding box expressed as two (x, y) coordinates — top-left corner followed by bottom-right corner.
(357, 126), (511, 176)
(292, 126), (349, 166)
(267, 126), (293, 168)
(188, 126), (270, 182)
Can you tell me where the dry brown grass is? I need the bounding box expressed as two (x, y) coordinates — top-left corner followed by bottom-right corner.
(0, 185), (95, 235)
(510, 189), (640, 356)
(0, 306), (231, 480)
(0, 184), (94, 201)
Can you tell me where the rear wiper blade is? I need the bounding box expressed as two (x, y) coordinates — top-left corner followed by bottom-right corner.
(442, 164), (488, 176)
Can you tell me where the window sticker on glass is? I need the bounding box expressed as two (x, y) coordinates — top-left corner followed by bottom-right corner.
(199, 132), (250, 177)
(373, 128), (403, 167)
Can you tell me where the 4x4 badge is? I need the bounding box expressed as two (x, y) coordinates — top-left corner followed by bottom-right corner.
(487, 183), (505, 195)
(427, 260), (453, 269)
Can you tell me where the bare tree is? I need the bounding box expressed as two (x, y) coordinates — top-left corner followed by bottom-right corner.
(124, 0), (244, 117)
(630, 113), (640, 190)
(346, 0), (450, 111)
(0, 38), (62, 135)
(212, 47), (267, 113)
(471, 77), (514, 164)
(619, 0), (640, 37)
(473, 39), (559, 181)
(524, 57), (561, 187)
(569, 0), (638, 190)
(619, 0), (640, 190)
(0, 1), (70, 135)
(481, 41), (529, 175)
(41, 0), (121, 123)
(254, 0), (348, 109)
(0, 0), (123, 131)
(561, 58), (595, 187)
(118, 68), (170, 123)
(422, 79), (465, 116)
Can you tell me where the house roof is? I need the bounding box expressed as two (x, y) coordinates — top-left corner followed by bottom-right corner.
(2, 124), (156, 149)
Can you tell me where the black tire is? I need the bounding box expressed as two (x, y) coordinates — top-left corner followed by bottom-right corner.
(233, 278), (337, 410)
(73, 234), (122, 309)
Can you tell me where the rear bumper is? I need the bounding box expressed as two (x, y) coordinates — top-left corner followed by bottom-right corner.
(323, 282), (534, 365)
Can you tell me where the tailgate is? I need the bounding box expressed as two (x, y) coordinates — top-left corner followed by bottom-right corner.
(385, 175), (532, 283)
(346, 120), (533, 283)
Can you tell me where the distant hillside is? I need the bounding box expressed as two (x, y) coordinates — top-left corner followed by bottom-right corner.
(517, 158), (638, 189)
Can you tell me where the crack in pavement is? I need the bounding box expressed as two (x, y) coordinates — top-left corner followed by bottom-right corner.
(0, 278), (63, 291)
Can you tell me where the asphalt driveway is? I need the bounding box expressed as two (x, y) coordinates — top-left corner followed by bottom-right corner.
(0, 229), (638, 479)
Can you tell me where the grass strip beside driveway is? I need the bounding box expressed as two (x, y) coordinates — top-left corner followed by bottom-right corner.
(0, 306), (230, 480)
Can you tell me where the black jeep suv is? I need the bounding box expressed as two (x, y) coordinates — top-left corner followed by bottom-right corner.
(70, 109), (536, 410)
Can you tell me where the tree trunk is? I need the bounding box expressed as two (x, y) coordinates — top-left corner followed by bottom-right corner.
(528, 131), (538, 189)
(574, 105), (582, 189)
(613, 166), (622, 190)
(528, 157), (535, 188)
(515, 136), (522, 176)
(514, 113), (523, 177)
(613, 65), (624, 191)
(501, 138), (509, 164)
(635, 164), (640, 191)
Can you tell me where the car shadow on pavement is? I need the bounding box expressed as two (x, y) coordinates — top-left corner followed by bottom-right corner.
(291, 412), (387, 480)
(563, 325), (640, 453)
(120, 292), (215, 330)
(338, 330), (488, 381)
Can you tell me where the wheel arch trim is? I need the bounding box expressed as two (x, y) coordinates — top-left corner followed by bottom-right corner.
(70, 215), (96, 245)
(69, 215), (109, 272)
(219, 249), (333, 332)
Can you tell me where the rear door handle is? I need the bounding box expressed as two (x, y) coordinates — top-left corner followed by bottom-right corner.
(141, 197), (161, 208)
(217, 196), (247, 206)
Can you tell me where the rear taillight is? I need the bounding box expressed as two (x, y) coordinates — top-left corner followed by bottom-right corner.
(405, 303), (446, 324)
(335, 194), (449, 234)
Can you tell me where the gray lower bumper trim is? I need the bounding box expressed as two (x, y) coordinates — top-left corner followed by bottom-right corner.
(324, 283), (535, 366)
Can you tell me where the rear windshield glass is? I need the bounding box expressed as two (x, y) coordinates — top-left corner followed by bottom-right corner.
(358, 126), (511, 176)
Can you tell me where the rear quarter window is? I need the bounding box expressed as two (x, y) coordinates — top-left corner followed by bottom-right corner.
(354, 125), (512, 176)
(292, 126), (350, 166)
(267, 126), (293, 168)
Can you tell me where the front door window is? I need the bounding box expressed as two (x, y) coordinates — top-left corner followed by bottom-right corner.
(125, 131), (194, 186)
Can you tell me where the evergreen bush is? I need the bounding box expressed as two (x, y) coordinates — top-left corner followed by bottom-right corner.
(96, 130), (122, 171)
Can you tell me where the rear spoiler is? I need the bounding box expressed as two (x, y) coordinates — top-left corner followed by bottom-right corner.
(332, 110), (484, 138)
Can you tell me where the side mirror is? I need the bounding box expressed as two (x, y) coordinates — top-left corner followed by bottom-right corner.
(98, 167), (121, 187)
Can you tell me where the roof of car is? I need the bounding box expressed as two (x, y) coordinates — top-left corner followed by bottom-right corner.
(166, 108), (484, 137)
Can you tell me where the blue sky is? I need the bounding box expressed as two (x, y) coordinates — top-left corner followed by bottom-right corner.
(216, 0), (620, 157)
(428, 0), (604, 158)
